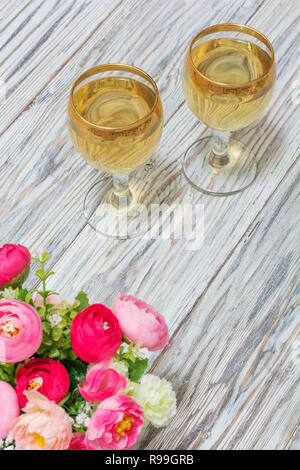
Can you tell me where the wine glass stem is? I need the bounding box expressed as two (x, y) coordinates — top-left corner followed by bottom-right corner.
(208, 132), (231, 168)
(112, 174), (133, 209)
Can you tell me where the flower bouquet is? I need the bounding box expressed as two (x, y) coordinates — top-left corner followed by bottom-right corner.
(0, 244), (176, 450)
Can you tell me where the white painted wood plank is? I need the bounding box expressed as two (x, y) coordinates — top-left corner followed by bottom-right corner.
(27, 5), (299, 448)
(0, 0), (121, 132)
(0, 0), (299, 450)
(286, 427), (300, 450)
(0, 0), (33, 30)
(1, 0), (265, 261)
(1, 0), (296, 264)
(136, 159), (300, 449)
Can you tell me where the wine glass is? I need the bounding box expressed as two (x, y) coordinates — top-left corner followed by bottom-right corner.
(68, 64), (163, 238)
(182, 24), (276, 196)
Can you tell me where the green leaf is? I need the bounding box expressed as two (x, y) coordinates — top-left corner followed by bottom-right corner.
(127, 358), (149, 383)
(59, 318), (67, 328)
(74, 291), (90, 312)
(37, 306), (46, 319)
(42, 335), (53, 347)
(35, 269), (45, 279)
(42, 321), (51, 335)
(63, 327), (70, 337)
(70, 310), (78, 320)
(41, 252), (51, 262)
(59, 393), (70, 407)
(52, 326), (63, 341)
(62, 360), (87, 393)
(15, 288), (29, 301)
(49, 346), (60, 358)
(68, 350), (77, 360)
(36, 344), (47, 355)
(25, 292), (32, 303)
(59, 350), (68, 360)
(0, 363), (17, 385)
(45, 271), (55, 279)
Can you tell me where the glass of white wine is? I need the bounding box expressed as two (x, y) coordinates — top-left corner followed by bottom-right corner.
(182, 24), (276, 196)
(68, 64), (163, 238)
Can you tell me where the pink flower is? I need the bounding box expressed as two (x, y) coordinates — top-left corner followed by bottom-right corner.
(33, 293), (64, 311)
(85, 395), (143, 450)
(71, 304), (122, 363)
(0, 244), (31, 289)
(79, 359), (127, 402)
(113, 295), (169, 351)
(16, 358), (70, 408)
(67, 433), (87, 450)
(0, 299), (43, 363)
(10, 390), (72, 450)
(0, 381), (20, 439)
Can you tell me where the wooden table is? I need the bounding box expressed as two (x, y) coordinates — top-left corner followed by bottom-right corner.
(1, 0), (299, 450)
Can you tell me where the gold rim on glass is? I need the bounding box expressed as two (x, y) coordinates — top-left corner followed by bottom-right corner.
(68, 63), (161, 138)
(185, 23), (276, 96)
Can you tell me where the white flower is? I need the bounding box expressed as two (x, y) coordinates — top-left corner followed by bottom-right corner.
(5, 435), (13, 445)
(84, 417), (91, 428)
(124, 380), (138, 397)
(132, 343), (149, 360)
(48, 313), (62, 328)
(4, 445), (15, 450)
(112, 359), (129, 377)
(75, 412), (87, 426)
(2, 288), (16, 299)
(0, 439), (3, 448)
(84, 402), (91, 413)
(136, 374), (176, 428)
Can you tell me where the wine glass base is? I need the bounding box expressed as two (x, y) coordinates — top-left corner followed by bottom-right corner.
(183, 136), (257, 196)
(83, 177), (159, 239)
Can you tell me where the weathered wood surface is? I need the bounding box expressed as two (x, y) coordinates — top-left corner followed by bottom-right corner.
(0, 0), (299, 450)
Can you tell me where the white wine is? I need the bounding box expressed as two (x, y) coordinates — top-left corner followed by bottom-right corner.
(183, 38), (274, 131)
(69, 76), (163, 173)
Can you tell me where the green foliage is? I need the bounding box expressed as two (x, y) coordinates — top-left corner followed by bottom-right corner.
(28, 254), (91, 360)
(74, 291), (90, 312)
(62, 359), (88, 393)
(0, 286), (33, 305)
(59, 360), (94, 433)
(127, 358), (149, 383)
(0, 362), (17, 386)
(0, 437), (16, 450)
(115, 341), (149, 383)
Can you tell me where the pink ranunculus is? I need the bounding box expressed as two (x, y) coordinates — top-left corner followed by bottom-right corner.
(16, 358), (70, 408)
(113, 295), (169, 351)
(0, 299), (43, 363)
(10, 390), (72, 450)
(33, 293), (64, 311)
(71, 304), (122, 363)
(79, 359), (127, 402)
(67, 433), (87, 450)
(0, 381), (20, 439)
(85, 395), (144, 450)
(0, 244), (31, 289)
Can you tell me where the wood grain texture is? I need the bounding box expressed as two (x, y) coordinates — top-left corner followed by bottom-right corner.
(0, 0), (299, 450)
(0, 0), (123, 134)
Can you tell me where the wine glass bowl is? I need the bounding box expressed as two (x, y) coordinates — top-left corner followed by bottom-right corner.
(182, 24), (276, 196)
(68, 64), (163, 175)
(67, 64), (163, 238)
